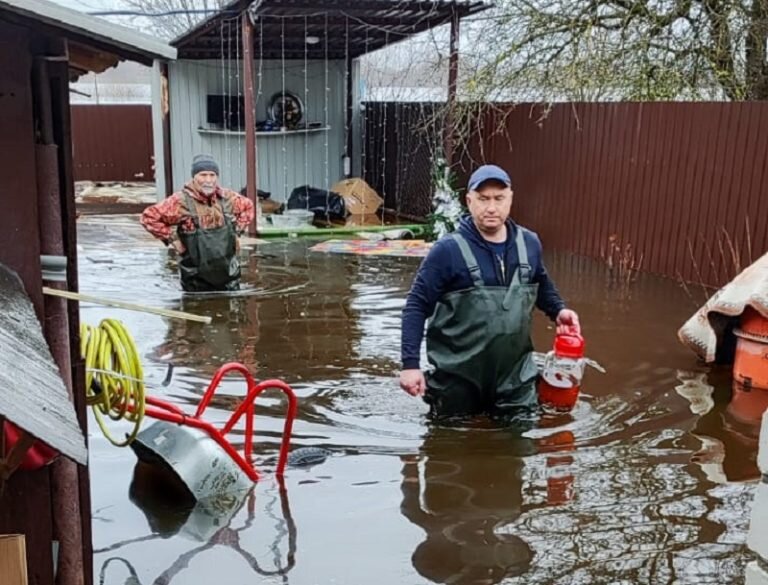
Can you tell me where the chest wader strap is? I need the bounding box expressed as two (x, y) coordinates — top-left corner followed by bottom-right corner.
(511, 227), (532, 286)
(452, 233), (484, 288)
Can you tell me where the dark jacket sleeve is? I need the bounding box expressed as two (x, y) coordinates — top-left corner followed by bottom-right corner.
(529, 232), (566, 320)
(401, 240), (455, 369)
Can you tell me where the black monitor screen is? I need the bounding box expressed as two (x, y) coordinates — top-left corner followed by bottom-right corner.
(206, 95), (244, 129)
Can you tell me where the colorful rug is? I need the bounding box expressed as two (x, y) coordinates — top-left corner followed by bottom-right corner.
(310, 239), (432, 257)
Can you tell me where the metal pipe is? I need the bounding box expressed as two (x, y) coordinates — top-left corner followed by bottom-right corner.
(34, 52), (85, 585)
(141, 364), (298, 482)
(444, 9), (461, 168)
(242, 11), (259, 235)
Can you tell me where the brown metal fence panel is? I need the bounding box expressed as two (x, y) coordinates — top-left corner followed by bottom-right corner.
(71, 105), (154, 182)
(464, 103), (768, 287)
(370, 101), (768, 287)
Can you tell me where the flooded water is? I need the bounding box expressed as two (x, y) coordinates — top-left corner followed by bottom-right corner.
(78, 216), (760, 585)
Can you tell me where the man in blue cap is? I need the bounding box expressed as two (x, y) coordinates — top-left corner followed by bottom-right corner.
(400, 164), (580, 418)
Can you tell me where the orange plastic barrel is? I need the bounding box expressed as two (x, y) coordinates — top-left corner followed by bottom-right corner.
(732, 307), (768, 391)
(728, 381), (768, 425)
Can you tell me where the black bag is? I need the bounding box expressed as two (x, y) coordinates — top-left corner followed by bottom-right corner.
(239, 187), (272, 200)
(287, 185), (346, 219)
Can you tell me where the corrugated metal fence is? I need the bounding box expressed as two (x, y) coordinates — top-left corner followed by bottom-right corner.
(365, 102), (768, 287)
(71, 105), (154, 182)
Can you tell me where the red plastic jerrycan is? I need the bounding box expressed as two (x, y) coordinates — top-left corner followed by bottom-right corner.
(538, 332), (585, 411)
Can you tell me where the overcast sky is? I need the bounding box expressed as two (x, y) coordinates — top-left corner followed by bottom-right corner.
(51, 0), (127, 11)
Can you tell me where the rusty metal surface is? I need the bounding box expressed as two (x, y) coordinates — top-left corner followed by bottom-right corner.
(71, 104), (154, 182)
(0, 21), (57, 585)
(173, 0), (489, 60)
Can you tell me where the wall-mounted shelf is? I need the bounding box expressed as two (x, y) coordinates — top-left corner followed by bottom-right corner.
(197, 126), (331, 137)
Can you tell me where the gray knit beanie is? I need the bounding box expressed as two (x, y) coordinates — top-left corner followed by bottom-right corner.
(191, 154), (219, 176)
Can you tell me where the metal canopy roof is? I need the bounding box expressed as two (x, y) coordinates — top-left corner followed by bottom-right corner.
(0, 0), (176, 65)
(173, 0), (491, 61)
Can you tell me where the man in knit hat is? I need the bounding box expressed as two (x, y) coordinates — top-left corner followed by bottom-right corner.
(141, 154), (255, 292)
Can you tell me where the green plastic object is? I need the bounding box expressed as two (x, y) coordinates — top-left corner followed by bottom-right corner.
(256, 223), (426, 239)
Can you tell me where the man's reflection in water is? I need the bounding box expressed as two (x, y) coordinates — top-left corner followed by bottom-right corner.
(400, 419), (538, 585)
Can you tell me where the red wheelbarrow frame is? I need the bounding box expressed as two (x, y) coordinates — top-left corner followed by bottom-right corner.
(4, 363), (296, 480)
(142, 362), (298, 481)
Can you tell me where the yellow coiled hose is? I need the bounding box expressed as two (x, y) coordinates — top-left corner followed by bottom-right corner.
(80, 319), (146, 447)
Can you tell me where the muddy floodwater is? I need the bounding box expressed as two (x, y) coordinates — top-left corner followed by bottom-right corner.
(78, 216), (760, 585)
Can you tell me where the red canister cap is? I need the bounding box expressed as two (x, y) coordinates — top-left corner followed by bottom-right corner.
(554, 334), (585, 358)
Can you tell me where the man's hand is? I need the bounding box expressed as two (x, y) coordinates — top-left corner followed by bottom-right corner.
(556, 308), (581, 335)
(400, 369), (426, 397)
(171, 239), (186, 255)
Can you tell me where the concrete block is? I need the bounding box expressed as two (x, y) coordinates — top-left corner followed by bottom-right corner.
(759, 410), (768, 474)
(748, 483), (768, 559)
(746, 562), (768, 585)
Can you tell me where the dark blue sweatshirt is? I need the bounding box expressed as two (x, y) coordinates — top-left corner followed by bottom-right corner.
(401, 215), (566, 369)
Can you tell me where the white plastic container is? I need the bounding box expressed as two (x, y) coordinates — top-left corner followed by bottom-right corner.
(269, 209), (314, 228)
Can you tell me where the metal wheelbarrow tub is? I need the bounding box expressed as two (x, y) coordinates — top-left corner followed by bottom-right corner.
(130, 420), (253, 501)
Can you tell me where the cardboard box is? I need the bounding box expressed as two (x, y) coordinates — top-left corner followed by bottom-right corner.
(0, 535), (28, 585)
(259, 198), (282, 215)
(342, 214), (387, 227)
(331, 178), (383, 216)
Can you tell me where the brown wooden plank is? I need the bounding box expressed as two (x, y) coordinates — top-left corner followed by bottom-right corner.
(0, 535), (28, 585)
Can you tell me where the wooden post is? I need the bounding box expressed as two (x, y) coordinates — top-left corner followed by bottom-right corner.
(444, 10), (460, 169)
(242, 12), (258, 235)
(160, 62), (174, 197)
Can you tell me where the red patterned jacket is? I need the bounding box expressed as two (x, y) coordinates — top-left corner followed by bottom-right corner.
(140, 182), (255, 244)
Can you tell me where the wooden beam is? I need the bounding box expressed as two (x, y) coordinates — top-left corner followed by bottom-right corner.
(43, 288), (212, 324)
(242, 12), (258, 236)
(160, 62), (173, 196)
(444, 10), (460, 168)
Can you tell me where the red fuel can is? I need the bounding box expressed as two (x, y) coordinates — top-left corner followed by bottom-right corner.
(538, 333), (585, 411)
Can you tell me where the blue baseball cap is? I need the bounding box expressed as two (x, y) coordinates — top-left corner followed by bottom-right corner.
(467, 164), (511, 191)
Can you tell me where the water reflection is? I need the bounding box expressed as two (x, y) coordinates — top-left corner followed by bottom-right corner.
(79, 224), (760, 584)
(95, 461), (296, 584)
(677, 369), (768, 483)
(151, 242), (377, 384)
(401, 422), (536, 584)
